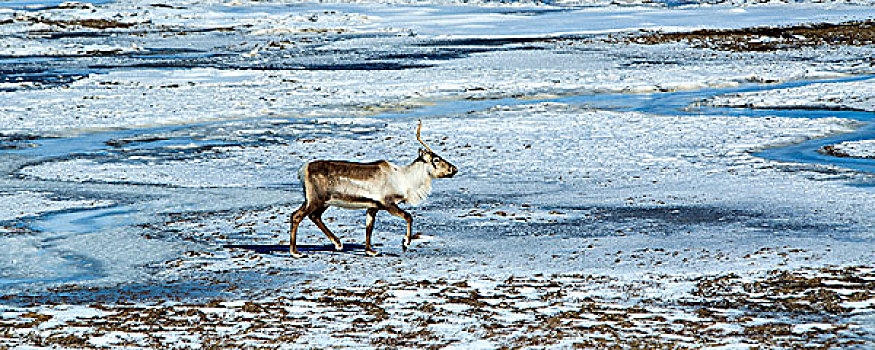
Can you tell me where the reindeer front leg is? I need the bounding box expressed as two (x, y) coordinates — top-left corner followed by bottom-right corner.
(385, 203), (414, 251)
(364, 208), (380, 256)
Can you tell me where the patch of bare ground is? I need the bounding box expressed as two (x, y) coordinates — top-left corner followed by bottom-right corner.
(13, 15), (145, 30)
(618, 20), (875, 51)
(1, 267), (872, 349)
(820, 145), (875, 159)
(0, 224), (31, 235)
(684, 266), (875, 349)
(690, 266), (875, 314)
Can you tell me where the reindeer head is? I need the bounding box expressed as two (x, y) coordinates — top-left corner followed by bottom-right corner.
(417, 121), (458, 179)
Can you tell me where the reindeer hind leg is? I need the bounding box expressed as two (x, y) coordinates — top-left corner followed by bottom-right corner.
(309, 206), (343, 251)
(291, 166), (325, 257)
(290, 201), (319, 258)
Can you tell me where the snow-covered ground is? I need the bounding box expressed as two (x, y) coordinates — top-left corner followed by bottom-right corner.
(707, 78), (875, 112)
(0, 191), (112, 221)
(1, 0), (874, 349)
(2, 46), (869, 136)
(2, 1), (875, 136)
(822, 140), (875, 159)
(2, 104), (874, 347)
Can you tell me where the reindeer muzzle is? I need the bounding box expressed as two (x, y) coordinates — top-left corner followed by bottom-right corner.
(447, 165), (458, 178)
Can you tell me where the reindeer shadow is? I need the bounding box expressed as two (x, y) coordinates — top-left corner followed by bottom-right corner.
(222, 243), (398, 257)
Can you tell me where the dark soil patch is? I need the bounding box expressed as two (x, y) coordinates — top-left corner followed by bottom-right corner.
(17, 16), (144, 30)
(820, 145), (875, 160)
(620, 20), (875, 51)
(688, 266), (875, 316)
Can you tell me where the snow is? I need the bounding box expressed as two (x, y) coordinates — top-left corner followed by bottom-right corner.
(35, 305), (108, 329)
(0, 47), (867, 137)
(0, 191), (112, 221)
(0, 0), (874, 348)
(1, 2), (874, 135)
(36, 101), (868, 289)
(350, 3), (875, 37)
(822, 140), (875, 159)
(792, 323), (836, 333)
(707, 77), (875, 112)
(843, 299), (875, 310)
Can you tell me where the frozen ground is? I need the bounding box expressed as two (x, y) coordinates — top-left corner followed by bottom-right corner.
(1, 0), (875, 349)
(2, 267), (873, 348)
(707, 78), (875, 112)
(2, 1), (875, 136)
(822, 140), (875, 159)
(3, 102), (875, 348)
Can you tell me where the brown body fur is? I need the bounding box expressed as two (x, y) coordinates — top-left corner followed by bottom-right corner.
(304, 160), (402, 208)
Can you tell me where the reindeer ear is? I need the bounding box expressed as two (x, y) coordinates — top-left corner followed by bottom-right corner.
(419, 148), (432, 161)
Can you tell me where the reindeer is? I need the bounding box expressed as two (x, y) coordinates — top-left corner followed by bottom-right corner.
(289, 121), (457, 257)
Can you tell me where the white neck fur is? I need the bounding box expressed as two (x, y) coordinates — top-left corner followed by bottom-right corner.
(393, 161), (433, 206)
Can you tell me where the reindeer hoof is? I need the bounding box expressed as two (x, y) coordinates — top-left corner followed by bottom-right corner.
(290, 249), (305, 258)
(334, 242), (344, 251)
(402, 238), (412, 251)
(365, 249), (381, 257)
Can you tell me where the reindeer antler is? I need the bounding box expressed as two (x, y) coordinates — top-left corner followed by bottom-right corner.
(416, 120), (434, 154)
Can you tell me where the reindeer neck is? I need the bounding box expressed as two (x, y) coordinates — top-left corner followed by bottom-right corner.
(395, 160), (433, 205)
